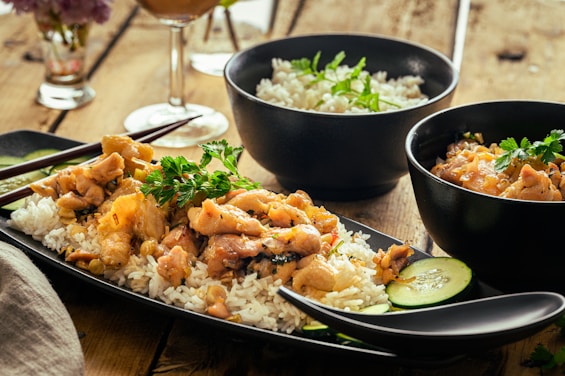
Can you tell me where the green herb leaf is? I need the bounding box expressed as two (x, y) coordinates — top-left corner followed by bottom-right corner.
(525, 314), (565, 371)
(529, 344), (557, 369)
(289, 51), (399, 112)
(494, 129), (565, 172)
(140, 140), (261, 208)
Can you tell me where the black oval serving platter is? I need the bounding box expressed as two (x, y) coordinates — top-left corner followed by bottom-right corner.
(0, 130), (506, 367)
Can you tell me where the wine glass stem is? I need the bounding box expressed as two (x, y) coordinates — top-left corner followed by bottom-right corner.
(169, 26), (186, 109)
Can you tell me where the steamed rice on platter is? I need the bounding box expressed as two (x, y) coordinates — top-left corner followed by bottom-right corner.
(256, 51), (428, 114)
(8, 135), (413, 334)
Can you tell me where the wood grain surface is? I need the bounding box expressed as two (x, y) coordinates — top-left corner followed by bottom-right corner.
(2, 0), (565, 374)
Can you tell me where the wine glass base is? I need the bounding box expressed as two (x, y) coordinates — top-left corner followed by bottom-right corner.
(124, 103), (229, 148)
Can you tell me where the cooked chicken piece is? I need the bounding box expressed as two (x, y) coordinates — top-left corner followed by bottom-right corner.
(220, 188), (338, 234)
(56, 167), (78, 193)
(97, 191), (163, 267)
(29, 175), (58, 199)
(223, 188), (282, 216)
(188, 199), (267, 236)
(548, 162), (565, 198)
(160, 225), (201, 258)
(88, 152), (126, 185)
(54, 168), (105, 211)
(156, 245), (190, 287)
(285, 190), (338, 234)
(432, 143), (508, 197)
(98, 177), (142, 214)
(267, 201), (310, 227)
(65, 249), (99, 263)
(206, 285), (231, 319)
(31, 152), (126, 211)
(292, 254), (337, 292)
(248, 258), (297, 284)
(262, 224), (322, 256)
(133, 195), (167, 242)
(373, 243), (414, 285)
(97, 193), (140, 267)
(284, 190), (314, 209)
(100, 135), (153, 175)
(303, 205), (339, 234)
(30, 166), (77, 200)
(200, 235), (245, 277)
(501, 163), (562, 201)
(201, 224), (322, 277)
(99, 231), (132, 267)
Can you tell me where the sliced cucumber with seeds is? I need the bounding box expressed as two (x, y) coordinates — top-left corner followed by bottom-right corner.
(23, 148), (61, 160)
(0, 170), (47, 193)
(0, 148), (71, 210)
(0, 155), (25, 166)
(0, 170), (48, 210)
(386, 257), (474, 309)
(359, 303), (390, 314)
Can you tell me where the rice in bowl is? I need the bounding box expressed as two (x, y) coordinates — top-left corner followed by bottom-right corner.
(256, 55), (428, 114)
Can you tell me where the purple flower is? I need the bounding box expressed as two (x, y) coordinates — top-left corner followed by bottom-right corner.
(3, 0), (112, 24)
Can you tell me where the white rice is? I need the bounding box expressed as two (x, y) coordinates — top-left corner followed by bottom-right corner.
(9, 194), (389, 334)
(256, 57), (428, 113)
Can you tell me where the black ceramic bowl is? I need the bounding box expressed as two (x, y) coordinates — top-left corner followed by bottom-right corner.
(224, 33), (458, 200)
(406, 100), (565, 293)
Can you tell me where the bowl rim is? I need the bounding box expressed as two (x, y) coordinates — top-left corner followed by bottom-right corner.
(405, 98), (565, 205)
(224, 32), (460, 117)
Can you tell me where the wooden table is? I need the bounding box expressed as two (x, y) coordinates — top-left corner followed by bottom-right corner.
(2, 0), (565, 374)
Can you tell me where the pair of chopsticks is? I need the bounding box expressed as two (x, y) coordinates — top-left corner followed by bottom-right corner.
(0, 116), (200, 207)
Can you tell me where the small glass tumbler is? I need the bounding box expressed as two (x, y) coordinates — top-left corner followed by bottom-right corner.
(34, 12), (95, 110)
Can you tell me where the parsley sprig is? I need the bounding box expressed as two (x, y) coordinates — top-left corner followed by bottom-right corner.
(140, 140), (261, 208)
(525, 315), (565, 371)
(290, 51), (400, 112)
(494, 129), (565, 173)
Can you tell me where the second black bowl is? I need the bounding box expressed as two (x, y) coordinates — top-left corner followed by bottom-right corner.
(225, 33), (458, 200)
(406, 100), (565, 293)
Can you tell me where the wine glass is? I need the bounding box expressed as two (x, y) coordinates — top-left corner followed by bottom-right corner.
(124, 0), (229, 148)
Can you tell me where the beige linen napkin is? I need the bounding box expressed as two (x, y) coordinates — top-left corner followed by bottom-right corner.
(0, 241), (84, 375)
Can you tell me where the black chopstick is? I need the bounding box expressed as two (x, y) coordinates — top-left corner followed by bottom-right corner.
(0, 116), (199, 181)
(0, 116), (201, 207)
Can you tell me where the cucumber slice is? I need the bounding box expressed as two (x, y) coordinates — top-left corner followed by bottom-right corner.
(359, 303), (390, 314)
(336, 332), (364, 345)
(0, 170), (47, 210)
(0, 155), (25, 166)
(0, 170), (47, 193)
(2, 198), (26, 211)
(301, 321), (335, 339)
(49, 156), (91, 174)
(23, 148), (60, 160)
(0, 148), (72, 211)
(386, 257), (473, 309)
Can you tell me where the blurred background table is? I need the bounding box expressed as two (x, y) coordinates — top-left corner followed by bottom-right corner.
(2, 0), (565, 374)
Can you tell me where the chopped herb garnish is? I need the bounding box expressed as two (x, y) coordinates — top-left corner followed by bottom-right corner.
(524, 315), (565, 371)
(328, 240), (344, 256)
(290, 51), (400, 112)
(494, 129), (565, 173)
(140, 139), (261, 208)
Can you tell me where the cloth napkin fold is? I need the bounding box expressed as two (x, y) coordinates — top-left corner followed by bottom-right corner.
(0, 241), (84, 375)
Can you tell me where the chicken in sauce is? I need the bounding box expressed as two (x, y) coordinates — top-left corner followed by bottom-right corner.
(28, 135), (411, 321)
(431, 133), (565, 201)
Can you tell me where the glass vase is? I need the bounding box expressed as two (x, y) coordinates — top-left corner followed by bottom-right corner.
(34, 12), (95, 110)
